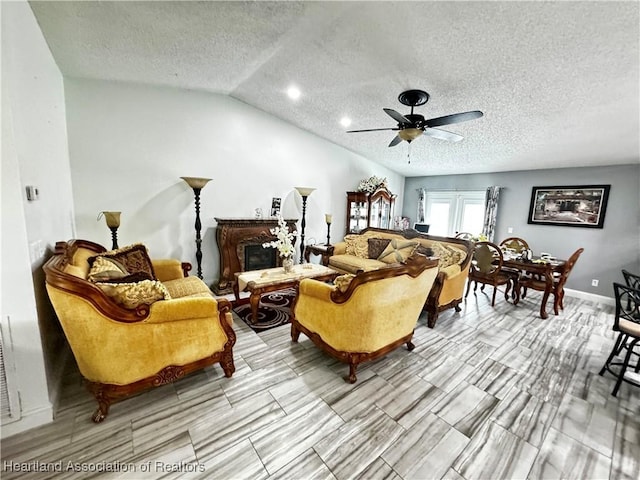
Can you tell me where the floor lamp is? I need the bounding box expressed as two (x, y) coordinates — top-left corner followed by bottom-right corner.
(295, 187), (315, 263)
(181, 177), (212, 279)
(325, 213), (332, 245)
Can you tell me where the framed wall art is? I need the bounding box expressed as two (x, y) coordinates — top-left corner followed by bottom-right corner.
(527, 185), (610, 228)
(270, 197), (281, 217)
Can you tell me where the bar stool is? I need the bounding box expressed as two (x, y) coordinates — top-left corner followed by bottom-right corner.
(599, 282), (640, 396)
(622, 269), (640, 290)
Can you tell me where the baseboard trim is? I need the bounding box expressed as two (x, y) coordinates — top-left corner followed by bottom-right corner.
(564, 288), (615, 306)
(1, 404), (53, 438)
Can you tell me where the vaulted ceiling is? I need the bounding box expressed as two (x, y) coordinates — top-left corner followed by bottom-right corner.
(29, 1), (639, 177)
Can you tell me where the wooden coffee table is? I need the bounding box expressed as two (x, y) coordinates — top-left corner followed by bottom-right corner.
(233, 264), (339, 322)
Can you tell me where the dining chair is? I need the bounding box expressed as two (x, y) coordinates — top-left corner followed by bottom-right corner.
(498, 236), (530, 282)
(622, 269), (640, 290)
(465, 241), (516, 306)
(598, 282), (640, 396)
(498, 237), (530, 253)
(518, 247), (584, 315)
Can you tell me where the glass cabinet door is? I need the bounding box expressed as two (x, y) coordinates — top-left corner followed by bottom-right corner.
(348, 201), (368, 233)
(346, 192), (370, 234)
(369, 199), (381, 228)
(379, 200), (390, 228)
(345, 188), (395, 234)
(368, 187), (395, 230)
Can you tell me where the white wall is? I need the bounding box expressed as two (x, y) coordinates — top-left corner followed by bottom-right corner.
(1, 3), (402, 437)
(1, 0), (75, 436)
(64, 78), (404, 286)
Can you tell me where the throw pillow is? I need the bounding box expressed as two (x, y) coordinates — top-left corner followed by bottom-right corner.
(429, 243), (466, 268)
(446, 245), (466, 266)
(430, 242), (454, 268)
(416, 245), (435, 257)
(344, 235), (369, 259)
(90, 243), (157, 280)
(334, 274), (355, 293)
(368, 238), (391, 259)
(87, 256), (129, 282)
(96, 280), (171, 309)
(163, 276), (212, 298)
(377, 239), (419, 264)
(98, 272), (154, 284)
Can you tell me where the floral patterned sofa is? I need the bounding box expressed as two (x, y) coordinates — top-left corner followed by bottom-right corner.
(326, 227), (473, 328)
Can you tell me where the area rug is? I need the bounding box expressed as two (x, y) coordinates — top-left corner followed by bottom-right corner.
(233, 288), (296, 332)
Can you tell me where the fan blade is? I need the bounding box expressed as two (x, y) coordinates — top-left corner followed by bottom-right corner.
(347, 127), (399, 133)
(422, 128), (464, 142)
(388, 135), (402, 147)
(425, 110), (483, 127)
(383, 108), (410, 125)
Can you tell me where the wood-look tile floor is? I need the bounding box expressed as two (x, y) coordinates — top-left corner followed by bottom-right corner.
(2, 290), (639, 480)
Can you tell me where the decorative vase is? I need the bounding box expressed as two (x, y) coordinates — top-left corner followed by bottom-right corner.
(282, 256), (294, 273)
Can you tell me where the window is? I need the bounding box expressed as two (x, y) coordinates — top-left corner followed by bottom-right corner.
(424, 191), (486, 237)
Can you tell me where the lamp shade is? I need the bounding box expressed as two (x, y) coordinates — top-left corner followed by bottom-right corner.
(294, 186), (316, 197)
(181, 177), (212, 189)
(102, 211), (121, 228)
(398, 128), (423, 142)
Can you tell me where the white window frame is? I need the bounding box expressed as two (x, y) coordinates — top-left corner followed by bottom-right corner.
(425, 190), (486, 237)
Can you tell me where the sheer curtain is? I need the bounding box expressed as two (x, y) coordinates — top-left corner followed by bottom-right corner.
(417, 188), (426, 223)
(482, 186), (501, 241)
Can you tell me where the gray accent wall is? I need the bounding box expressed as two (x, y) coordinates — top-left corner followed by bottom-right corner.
(403, 164), (640, 298)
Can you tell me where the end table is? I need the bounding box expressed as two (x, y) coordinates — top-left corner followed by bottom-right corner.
(304, 244), (334, 266)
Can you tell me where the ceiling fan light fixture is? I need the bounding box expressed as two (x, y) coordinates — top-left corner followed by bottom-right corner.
(398, 128), (423, 142)
(348, 89), (482, 148)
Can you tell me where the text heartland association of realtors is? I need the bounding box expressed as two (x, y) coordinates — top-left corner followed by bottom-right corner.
(2, 460), (205, 473)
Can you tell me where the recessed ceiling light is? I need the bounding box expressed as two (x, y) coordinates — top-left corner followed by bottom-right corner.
(340, 117), (352, 128)
(287, 86), (301, 100)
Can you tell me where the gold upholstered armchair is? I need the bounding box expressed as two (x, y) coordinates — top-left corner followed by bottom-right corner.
(291, 254), (439, 383)
(44, 239), (236, 423)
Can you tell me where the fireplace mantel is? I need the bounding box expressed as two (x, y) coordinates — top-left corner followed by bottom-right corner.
(213, 217), (298, 294)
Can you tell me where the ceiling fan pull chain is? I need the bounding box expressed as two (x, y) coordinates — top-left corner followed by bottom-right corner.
(407, 142), (411, 164)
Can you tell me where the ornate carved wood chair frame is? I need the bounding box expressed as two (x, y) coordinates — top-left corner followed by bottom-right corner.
(402, 230), (474, 327)
(290, 254), (439, 383)
(351, 228), (474, 328)
(465, 241), (517, 307)
(44, 239), (236, 422)
(519, 247), (584, 315)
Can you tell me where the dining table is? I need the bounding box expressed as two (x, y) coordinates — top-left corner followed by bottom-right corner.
(502, 254), (566, 319)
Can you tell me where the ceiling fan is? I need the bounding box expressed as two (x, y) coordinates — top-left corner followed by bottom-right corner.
(347, 89), (483, 147)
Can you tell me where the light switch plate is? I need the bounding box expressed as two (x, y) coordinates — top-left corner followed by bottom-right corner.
(26, 185), (39, 201)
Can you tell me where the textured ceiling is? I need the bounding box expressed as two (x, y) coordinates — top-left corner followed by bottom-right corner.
(29, 1), (640, 177)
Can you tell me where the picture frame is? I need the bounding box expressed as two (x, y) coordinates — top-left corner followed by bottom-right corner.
(527, 185), (610, 228)
(270, 197), (281, 217)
